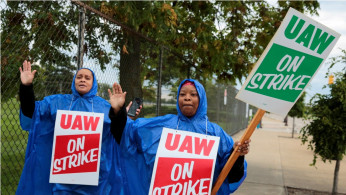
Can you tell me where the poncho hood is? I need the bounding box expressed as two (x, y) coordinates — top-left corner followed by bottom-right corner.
(71, 68), (98, 98)
(176, 79), (207, 121)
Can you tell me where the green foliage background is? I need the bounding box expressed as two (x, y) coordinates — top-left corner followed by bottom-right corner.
(301, 51), (346, 164)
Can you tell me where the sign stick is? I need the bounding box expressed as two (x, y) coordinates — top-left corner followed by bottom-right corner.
(211, 109), (266, 195)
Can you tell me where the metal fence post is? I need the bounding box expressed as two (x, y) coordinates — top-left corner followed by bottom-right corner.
(77, 6), (86, 69)
(156, 47), (163, 116)
(216, 84), (220, 123)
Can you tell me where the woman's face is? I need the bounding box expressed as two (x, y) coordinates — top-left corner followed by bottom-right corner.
(75, 69), (93, 95)
(178, 84), (199, 117)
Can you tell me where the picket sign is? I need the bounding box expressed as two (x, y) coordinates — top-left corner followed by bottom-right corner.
(49, 110), (104, 186)
(149, 128), (220, 195)
(212, 7), (340, 195)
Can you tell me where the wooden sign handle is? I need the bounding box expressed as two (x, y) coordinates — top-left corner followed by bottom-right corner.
(211, 109), (266, 195)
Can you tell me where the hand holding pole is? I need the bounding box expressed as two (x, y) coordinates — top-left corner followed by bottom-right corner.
(211, 109), (266, 195)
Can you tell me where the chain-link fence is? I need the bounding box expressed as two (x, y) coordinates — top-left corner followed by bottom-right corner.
(1, 1), (254, 194)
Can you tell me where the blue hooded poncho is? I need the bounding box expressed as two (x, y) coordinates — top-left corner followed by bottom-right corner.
(120, 79), (247, 195)
(17, 68), (124, 195)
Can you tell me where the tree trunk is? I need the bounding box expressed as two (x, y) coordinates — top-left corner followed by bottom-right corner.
(120, 36), (143, 104)
(332, 159), (340, 195)
(291, 117), (295, 138)
(216, 85), (220, 123)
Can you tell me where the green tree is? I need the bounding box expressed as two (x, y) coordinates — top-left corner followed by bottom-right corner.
(288, 91), (306, 138)
(124, 1), (320, 99)
(1, 1), (319, 103)
(97, 83), (111, 100)
(301, 51), (346, 194)
(1, 1), (77, 101)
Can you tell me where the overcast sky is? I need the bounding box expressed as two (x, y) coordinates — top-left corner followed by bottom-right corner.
(306, 1), (346, 101)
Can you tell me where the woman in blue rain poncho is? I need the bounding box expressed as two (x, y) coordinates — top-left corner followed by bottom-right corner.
(109, 79), (250, 195)
(17, 60), (132, 194)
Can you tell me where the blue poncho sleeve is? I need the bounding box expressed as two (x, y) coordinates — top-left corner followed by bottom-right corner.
(19, 109), (32, 131)
(17, 98), (56, 195)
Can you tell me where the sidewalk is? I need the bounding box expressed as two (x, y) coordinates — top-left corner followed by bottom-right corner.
(231, 113), (346, 195)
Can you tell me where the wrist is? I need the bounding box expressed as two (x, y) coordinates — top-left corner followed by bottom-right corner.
(112, 105), (121, 114)
(21, 80), (33, 86)
(21, 82), (33, 87)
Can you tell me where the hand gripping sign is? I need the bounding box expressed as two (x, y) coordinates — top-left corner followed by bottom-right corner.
(49, 110), (104, 186)
(149, 128), (220, 195)
(212, 8), (340, 194)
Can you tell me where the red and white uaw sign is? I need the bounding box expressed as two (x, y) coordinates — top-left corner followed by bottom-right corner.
(49, 110), (104, 185)
(149, 128), (220, 195)
(236, 8), (340, 116)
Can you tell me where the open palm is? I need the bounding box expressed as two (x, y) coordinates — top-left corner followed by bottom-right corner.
(108, 82), (126, 114)
(19, 60), (36, 85)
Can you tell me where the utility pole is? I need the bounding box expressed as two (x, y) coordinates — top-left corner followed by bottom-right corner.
(77, 6), (86, 69)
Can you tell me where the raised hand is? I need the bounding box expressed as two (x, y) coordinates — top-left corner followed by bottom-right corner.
(233, 139), (251, 156)
(19, 60), (37, 86)
(108, 82), (126, 114)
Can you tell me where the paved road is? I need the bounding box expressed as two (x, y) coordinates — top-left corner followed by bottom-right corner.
(230, 113), (346, 195)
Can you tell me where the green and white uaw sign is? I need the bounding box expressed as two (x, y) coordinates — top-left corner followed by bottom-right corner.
(236, 7), (340, 116)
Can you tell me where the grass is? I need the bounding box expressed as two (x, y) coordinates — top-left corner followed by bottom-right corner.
(1, 98), (28, 194)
